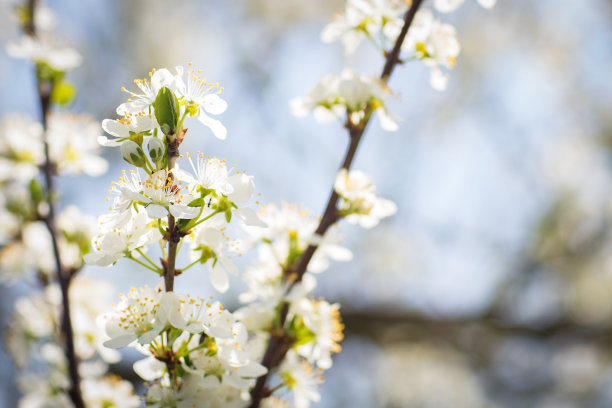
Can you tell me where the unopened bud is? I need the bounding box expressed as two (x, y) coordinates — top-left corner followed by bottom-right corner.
(147, 137), (165, 165)
(121, 140), (147, 168)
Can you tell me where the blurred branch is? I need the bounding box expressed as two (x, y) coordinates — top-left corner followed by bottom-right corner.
(25, 0), (85, 406)
(343, 310), (612, 349)
(249, 2), (425, 406)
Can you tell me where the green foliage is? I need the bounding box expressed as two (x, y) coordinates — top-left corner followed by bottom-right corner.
(154, 87), (179, 137)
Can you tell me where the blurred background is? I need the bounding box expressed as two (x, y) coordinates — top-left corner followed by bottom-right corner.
(1, 0), (612, 406)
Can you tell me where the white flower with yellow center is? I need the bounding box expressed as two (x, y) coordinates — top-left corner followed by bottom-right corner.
(99, 114), (156, 147)
(6, 35), (82, 71)
(402, 9), (461, 90)
(157, 292), (235, 339)
(175, 64), (228, 140)
(291, 69), (398, 131)
(321, 0), (406, 55)
(82, 375), (140, 408)
(0, 115), (44, 182)
(334, 168), (397, 228)
(279, 351), (323, 408)
(243, 202), (352, 274)
(188, 226), (240, 293)
(189, 322), (267, 390)
(47, 112), (108, 176)
(291, 299), (344, 370)
(101, 283), (166, 348)
(117, 67), (180, 116)
(178, 154), (234, 196)
(107, 169), (199, 220)
(84, 208), (162, 267)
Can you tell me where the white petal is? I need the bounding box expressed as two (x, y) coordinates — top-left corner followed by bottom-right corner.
(239, 361), (268, 377)
(198, 112), (227, 140)
(145, 204), (168, 219)
(96, 136), (121, 147)
(133, 356), (166, 381)
(201, 94), (227, 115)
(430, 67), (449, 91)
(376, 108), (399, 132)
(101, 119), (129, 138)
(209, 263), (229, 293)
(227, 174), (254, 204)
(219, 256), (238, 276)
(169, 204), (199, 219)
(238, 207), (267, 227)
(103, 334), (136, 349)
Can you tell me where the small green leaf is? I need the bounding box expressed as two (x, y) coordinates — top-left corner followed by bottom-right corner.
(154, 87), (180, 137)
(50, 81), (77, 106)
(29, 179), (44, 204)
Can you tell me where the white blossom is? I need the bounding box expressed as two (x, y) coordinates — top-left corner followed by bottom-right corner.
(84, 208), (162, 267)
(291, 69), (398, 131)
(101, 283), (167, 348)
(7, 35), (81, 71)
(81, 375), (140, 407)
(321, 0), (406, 55)
(47, 113), (109, 176)
(402, 9), (461, 90)
(334, 168), (397, 228)
(279, 351), (323, 408)
(175, 64), (228, 140)
(99, 114), (156, 147)
(291, 298), (344, 370)
(188, 226), (239, 293)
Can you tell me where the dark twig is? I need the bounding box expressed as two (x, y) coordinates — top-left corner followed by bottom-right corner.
(249, 1), (424, 406)
(24, 0), (85, 405)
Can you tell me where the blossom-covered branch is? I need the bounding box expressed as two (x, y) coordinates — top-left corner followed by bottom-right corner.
(248, 1), (424, 406)
(20, 0), (84, 405)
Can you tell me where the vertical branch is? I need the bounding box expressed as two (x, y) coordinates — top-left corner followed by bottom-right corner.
(163, 131), (183, 292)
(23, 1), (86, 406)
(165, 214), (178, 292)
(249, 1), (424, 406)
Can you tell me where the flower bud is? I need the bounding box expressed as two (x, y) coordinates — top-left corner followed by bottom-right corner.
(120, 140), (147, 168)
(154, 87), (179, 137)
(147, 137), (165, 166)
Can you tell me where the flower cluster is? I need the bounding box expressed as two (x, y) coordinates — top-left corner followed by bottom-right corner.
(1, 3), (140, 406)
(2, 0), (493, 405)
(85, 152), (264, 292)
(101, 64), (228, 152)
(334, 168), (397, 228)
(319, 0), (492, 91)
(234, 202), (353, 407)
(100, 284), (267, 406)
(290, 68), (398, 130)
(5, 275), (140, 407)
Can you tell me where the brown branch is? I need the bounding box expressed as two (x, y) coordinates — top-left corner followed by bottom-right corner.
(249, 1), (424, 406)
(164, 215), (178, 293)
(163, 131), (183, 293)
(24, 0), (85, 405)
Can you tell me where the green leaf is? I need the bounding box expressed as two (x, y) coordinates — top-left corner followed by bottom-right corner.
(29, 179), (44, 204)
(154, 87), (180, 137)
(50, 81), (77, 106)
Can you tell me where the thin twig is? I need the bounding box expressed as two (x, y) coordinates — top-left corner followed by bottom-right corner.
(249, 1), (424, 406)
(25, 0), (85, 405)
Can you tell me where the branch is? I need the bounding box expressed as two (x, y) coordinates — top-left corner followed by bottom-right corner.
(249, 1), (424, 406)
(25, 1), (85, 404)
